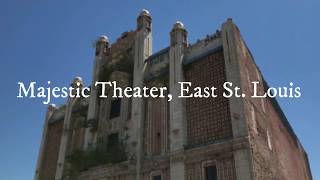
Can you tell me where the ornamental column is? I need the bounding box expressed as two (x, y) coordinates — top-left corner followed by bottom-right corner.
(83, 35), (110, 149)
(169, 21), (188, 180)
(127, 9), (152, 180)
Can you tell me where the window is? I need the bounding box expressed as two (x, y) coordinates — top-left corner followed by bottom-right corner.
(205, 166), (218, 180)
(110, 99), (121, 119)
(152, 175), (161, 180)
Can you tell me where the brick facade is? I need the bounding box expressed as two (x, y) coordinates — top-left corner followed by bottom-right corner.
(185, 50), (233, 147)
(234, 26), (313, 180)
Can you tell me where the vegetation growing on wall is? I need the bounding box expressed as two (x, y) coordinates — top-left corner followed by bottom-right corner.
(100, 48), (134, 81)
(64, 137), (127, 179)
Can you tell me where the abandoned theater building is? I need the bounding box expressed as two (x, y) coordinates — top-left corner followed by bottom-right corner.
(34, 10), (312, 180)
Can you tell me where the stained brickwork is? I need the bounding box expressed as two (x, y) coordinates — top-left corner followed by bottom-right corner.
(233, 25), (312, 180)
(266, 98), (312, 180)
(39, 121), (63, 180)
(185, 50), (233, 146)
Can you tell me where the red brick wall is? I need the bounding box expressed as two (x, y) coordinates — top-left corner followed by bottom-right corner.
(233, 26), (312, 180)
(266, 98), (312, 180)
(185, 50), (233, 146)
(39, 121), (63, 180)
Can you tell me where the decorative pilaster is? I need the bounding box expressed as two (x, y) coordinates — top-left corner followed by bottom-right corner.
(34, 104), (57, 180)
(83, 35), (110, 149)
(127, 9), (152, 180)
(55, 77), (83, 180)
(169, 21), (188, 180)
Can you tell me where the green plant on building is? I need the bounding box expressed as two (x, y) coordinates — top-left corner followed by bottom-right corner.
(64, 137), (127, 179)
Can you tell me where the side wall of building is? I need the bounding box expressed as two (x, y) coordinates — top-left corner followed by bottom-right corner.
(232, 23), (313, 180)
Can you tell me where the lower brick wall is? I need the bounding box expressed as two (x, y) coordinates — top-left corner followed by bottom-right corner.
(186, 157), (235, 180)
(78, 163), (131, 180)
(265, 98), (312, 180)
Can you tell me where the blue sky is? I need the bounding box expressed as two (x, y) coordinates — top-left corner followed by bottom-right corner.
(0, 0), (319, 179)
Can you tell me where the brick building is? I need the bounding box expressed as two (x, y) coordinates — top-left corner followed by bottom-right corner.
(34, 9), (312, 180)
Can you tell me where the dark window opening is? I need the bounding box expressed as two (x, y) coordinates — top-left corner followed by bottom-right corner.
(110, 99), (121, 119)
(205, 165), (218, 180)
(153, 175), (161, 180)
